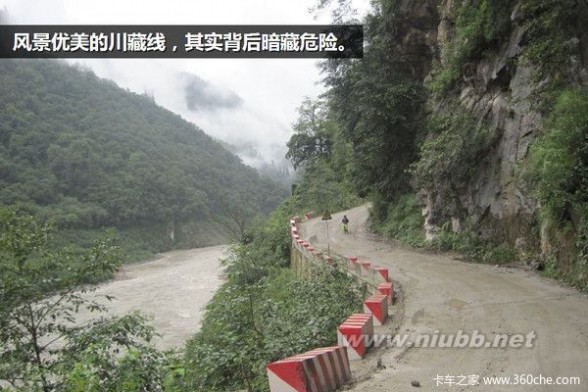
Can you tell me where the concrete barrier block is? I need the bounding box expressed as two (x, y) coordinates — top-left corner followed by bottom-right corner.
(267, 346), (351, 392)
(295, 346), (351, 389)
(377, 282), (394, 305)
(323, 255), (334, 266)
(345, 314), (374, 338)
(368, 266), (390, 284)
(337, 314), (374, 360)
(363, 294), (388, 326)
(346, 257), (361, 275)
(347, 256), (358, 270)
(359, 260), (371, 277)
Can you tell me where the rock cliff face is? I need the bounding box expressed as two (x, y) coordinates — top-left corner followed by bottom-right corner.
(388, 0), (439, 78)
(406, 0), (588, 256)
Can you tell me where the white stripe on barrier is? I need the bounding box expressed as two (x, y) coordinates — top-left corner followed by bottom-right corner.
(267, 346), (351, 392)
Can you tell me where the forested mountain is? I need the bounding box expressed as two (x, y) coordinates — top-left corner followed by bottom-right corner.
(0, 59), (287, 254)
(287, 0), (588, 289)
(3, 2), (588, 391)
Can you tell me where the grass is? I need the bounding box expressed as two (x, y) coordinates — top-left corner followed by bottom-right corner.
(372, 194), (518, 265)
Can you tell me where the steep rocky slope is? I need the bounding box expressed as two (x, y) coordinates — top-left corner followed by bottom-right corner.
(389, 0), (588, 275)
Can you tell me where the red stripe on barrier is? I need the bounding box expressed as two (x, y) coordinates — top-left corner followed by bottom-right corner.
(267, 359), (306, 391)
(375, 267), (389, 282)
(267, 346), (352, 392)
(324, 255), (334, 266)
(378, 282), (394, 305)
(363, 294), (388, 326)
(359, 260), (371, 276)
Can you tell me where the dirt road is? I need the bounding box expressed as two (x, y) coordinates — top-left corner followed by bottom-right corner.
(80, 245), (226, 350)
(303, 206), (588, 392)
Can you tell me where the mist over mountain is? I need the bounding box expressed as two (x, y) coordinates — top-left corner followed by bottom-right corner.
(0, 59), (288, 255)
(182, 73), (243, 112)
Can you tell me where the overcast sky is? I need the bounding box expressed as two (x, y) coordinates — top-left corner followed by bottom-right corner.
(0, 0), (370, 167)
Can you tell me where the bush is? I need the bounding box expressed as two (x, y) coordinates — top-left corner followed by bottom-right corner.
(429, 0), (515, 92)
(528, 88), (588, 290)
(371, 194), (425, 246)
(182, 200), (364, 391)
(430, 225), (517, 264)
(182, 268), (363, 392)
(0, 207), (175, 391)
(413, 109), (500, 189)
(520, 0), (588, 84)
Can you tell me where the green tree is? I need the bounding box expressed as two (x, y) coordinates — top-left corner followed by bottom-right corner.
(0, 59), (288, 254)
(321, 5), (426, 202)
(286, 98), (334, 170)
(0, 208), (172, 391)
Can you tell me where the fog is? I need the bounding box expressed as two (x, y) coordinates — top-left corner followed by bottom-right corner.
(0, 0), (370, 167)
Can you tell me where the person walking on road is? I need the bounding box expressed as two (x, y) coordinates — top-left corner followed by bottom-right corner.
(342, 215), (349, 234)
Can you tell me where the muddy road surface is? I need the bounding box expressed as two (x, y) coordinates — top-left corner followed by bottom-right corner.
(79, 245), (226, 350)
(303, 206), (588, 392)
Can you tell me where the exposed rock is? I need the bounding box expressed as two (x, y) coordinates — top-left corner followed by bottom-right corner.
(420, 0), (575, 248)
(391, 0), (439, 78)
(391, 0), (588, 261)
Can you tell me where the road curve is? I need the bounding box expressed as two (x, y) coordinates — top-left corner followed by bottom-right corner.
(302, 205), (588, 392)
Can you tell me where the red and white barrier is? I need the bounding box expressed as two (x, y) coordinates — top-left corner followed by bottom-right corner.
(324, 255), (334, 266)
(377, 282), (394, 305)
(283, 217), (398, 391)
(359, 260), (371, 277)
(267, 346), (351, 392)
(337, 314), (374, 360)
(369, 266), (390, 284)
(363, 294), (388, 326)
(348, 258), (361, 275)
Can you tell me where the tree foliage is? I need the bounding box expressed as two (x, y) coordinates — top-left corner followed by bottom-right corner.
(321, 4), (426, 202)
(287, 0), (426, 221)
(181, 200), (364, 392)
(0, 59), (287, 251)
(0, 208), (176, 391)
(286, 98), (334, 170)
(528, 89), (588, 289)
(285, 97), (362, 213)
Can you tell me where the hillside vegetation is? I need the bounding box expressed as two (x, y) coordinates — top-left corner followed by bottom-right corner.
(286, 0), (588, 290)
(2, 0), (588, 390)
(0, 59), (287, 258)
